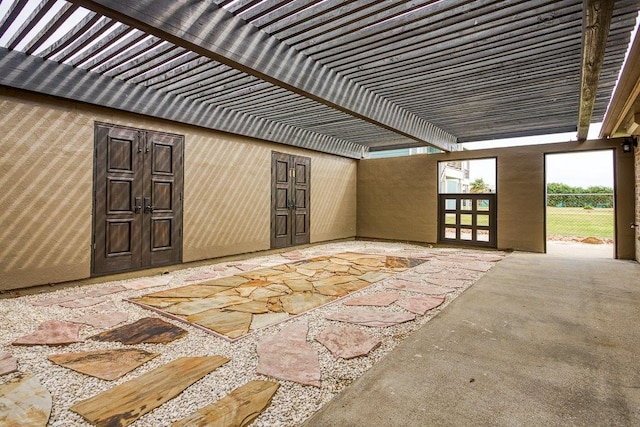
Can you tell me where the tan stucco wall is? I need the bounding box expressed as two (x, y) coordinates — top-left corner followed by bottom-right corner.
(181, 128), (357, 261)
(356, 155), (435, 242)
(358, 140), (636, 257)
(0, 88), (356, 290)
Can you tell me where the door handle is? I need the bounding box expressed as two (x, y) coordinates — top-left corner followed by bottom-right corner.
(144, 196), (154, 213)
(134, 196), (142, 214)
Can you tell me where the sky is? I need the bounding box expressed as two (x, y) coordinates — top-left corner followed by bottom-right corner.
(464, 123), (614, 188)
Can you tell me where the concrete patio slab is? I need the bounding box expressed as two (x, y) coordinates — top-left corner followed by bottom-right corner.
(305, 252), (640, 426)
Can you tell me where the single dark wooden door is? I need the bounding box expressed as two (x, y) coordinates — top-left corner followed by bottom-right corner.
(93, 124), (183, 275)
(271, 152), (310, 249)
(438, 193), (497, 247)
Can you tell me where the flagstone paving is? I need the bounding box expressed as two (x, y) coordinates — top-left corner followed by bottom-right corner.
(326, 307), (416, 327)
(70, 356), (229, 427)
(59, 296), (107, 308)
(396, 295), (446, 315)
(173, 380), (279, 427)
(48, 349), (159, 381)
(12, 320), (83, 346)
(0, 242), (508, 426)
(69, 311), (129, 329)
(0, 374), (51, 426)
(89, 317), (187, 344)
(386, 279), (457, 295)
(256, 321), (321, 387)
(316, 325), (382, 359)
(129, 253), (428, 340)
(121, 276), (172, 290)
(0, 352), (18, 375)
(343, 292), (400, 307)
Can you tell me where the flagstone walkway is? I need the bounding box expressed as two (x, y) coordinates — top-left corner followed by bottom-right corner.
(0, 241), (507, 426)
(130, 253), (429, 340)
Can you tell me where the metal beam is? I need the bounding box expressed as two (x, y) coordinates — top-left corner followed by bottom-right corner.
(68, 0), (457, 151)
(577, 0), (615, 141)
(0, 48), (365, 159)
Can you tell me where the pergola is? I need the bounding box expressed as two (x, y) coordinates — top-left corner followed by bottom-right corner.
(0, 0), (638, 158)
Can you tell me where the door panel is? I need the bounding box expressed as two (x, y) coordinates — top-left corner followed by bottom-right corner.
(94, 124), (183, 275)
(106, 220), (132, 254)
(292, 156), (310, 246)
(142, 132), (183, 267)
(271, 152), (292, 248)
(107, 178), (133, 212)
(94, 125), (142, 274)
(271, 152), (310, 248)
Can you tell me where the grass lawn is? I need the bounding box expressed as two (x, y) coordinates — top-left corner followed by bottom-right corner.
(546, 207), (614, 238)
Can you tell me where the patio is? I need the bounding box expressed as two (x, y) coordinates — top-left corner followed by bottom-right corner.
(0, 241), (506, 426)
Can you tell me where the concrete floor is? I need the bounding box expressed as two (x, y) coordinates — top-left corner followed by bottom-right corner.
(546, 241), (614, 258)
(305, 251), (640, 426)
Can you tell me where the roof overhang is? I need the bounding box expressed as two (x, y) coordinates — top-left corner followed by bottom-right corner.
(600, 17), (640, 138)
(0, 1), (638, 157)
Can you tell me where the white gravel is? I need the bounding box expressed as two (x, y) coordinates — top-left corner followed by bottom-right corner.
(0, 241), (507, 426)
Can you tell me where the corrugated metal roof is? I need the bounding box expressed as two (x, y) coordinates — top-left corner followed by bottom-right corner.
(0, 0), (638, 156)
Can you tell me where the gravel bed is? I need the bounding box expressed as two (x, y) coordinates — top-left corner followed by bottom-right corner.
(0, 241), (508, 426)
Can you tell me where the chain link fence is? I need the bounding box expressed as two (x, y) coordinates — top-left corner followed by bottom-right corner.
(546, 193), (614, 243)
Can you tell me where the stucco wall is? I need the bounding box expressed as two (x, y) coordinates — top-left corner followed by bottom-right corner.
(356, 155), (435, 242)
(358, 140), (635, 258)
(0, 88), (356, 290)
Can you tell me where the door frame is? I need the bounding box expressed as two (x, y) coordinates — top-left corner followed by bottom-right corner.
(543, 149), (616, 257)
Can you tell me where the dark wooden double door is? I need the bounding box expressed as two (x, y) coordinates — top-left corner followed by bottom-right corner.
(93, 123), (183, 275)
(271, 152), (310, 248)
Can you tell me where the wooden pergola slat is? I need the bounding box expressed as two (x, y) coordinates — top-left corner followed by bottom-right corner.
(0, 0), (636, 152)
(0, 0), (30, 38)
(185, 77), (264, 102)
(251, 0), (326, 30)
(268, 0), (386, 41)
(6, 0), (57, 50)
(326, 3), (581, 72)
(93, 35), (164, 74)
(38, 10), (99, 59)
(0, 48), (365, 158)
(141, 55), (212, 87)
(24, 3), (79, 55)
(292, 0), (478, 56)
(114, 46), (184, 80)
(376, 55), (580, 96)
(170, 68), (248, 98)
(47, 15), (114, 62)
(350, 34), (581, 85)
(80, 31), (149, 71)
(68, 23), (133, 66)
(198, 82), (274, 104)
(69, 0), (458, 151)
